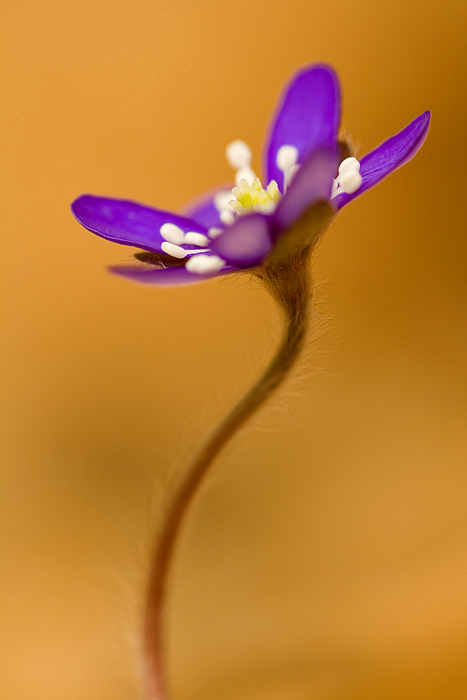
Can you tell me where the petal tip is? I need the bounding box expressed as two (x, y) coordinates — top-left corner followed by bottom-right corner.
(293, 62), (339, 83)
(334, 108), (432, 210)
(415, 109), (432, 134)
(265, 62), (341, 190)
(107, 264), (163, 285)
(421, 109), (432, 122)
(420, 110), (432, 136)
(70, 194), (88, 218)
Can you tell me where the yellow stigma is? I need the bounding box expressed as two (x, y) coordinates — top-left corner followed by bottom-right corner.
(229, 178), (280, 217)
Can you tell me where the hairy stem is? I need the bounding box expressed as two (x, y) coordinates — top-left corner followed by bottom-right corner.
(143, 248), (313, 700)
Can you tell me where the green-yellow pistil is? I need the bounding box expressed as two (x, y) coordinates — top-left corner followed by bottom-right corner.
(229, 177), (280, 216)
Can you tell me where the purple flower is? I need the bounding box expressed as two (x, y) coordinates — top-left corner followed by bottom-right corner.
(71, 64), (430, 286)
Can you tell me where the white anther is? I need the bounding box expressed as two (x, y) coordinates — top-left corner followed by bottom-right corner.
(226, 140), (252, 169)
(184, 232), (209, 247)
(185, 254), (226, 275)
(214, 191), (234, 212)
(276, 144), (298, 172)
(338, 169), (363, 194)
(160, 222), (185, 245)
(208, 227), (224, 239)
(235, 166), (256, 186)
(338, 157), (360, 175)
(220, 209), (235, 225)
(161, 241), (187, 258)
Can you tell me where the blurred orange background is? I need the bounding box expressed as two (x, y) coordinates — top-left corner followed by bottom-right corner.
(1, 1), (467, 699)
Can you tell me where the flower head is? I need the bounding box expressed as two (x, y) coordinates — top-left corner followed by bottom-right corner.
(71, 64), (430, 286)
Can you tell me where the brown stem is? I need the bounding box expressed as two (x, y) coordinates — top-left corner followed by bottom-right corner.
(142, 248), (313, 700)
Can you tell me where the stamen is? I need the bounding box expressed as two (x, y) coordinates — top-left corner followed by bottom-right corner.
(275, 144), (299, 193)
(184, 232), (209, 247)
(338, 157), (360, 174)
(226, 140), (252, 169)
(331, 157), (363, 199)
(225, 140), (258, 187)
(234, 166), (256, 186)
(214, 191), (234, 213)
(208, 227), (223, 239)
(338, 170), (363, 194)
(161, 241), (187, 259)
(185, 254), (226, 275)
(214, 190), (236, 226)
(220, 209), (235, 225)
(276, 144), (298, 172)
(160, 222), (185, 245)
(288, 163), (300, 185)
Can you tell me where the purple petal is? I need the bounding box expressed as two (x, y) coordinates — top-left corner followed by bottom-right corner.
(265, 64), (341, 193)
(184, 187), (232, 229)
(71, 195), (208, 253)
(210, 213), (273, 267)
(109, 262), (238, 286)
(333, 111), (431, 209)
(272, 146), (337, 233)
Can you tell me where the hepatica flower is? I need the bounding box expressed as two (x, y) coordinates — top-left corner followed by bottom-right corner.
(72, 64), (430, 286)
(71, 65), (430, 700)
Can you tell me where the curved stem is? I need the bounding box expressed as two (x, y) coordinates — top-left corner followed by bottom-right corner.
(143, 249), (313, 700)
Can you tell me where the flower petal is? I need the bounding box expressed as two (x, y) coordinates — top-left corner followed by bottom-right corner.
(333, 111), (431, 209)
(210, 213), (273, 267)
(109, 262), (238, 286)
(265, 64), (341, 193)
(272, 146), (337, 233)
(184, 187), (232, 229)
(71, 195), (207, 253)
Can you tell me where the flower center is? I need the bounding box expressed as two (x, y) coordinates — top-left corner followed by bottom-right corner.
(229, 177), (280, 217)
(216, 141), (363, 223)
(157, 143), (363, 276)
(215, 139), (299, 225)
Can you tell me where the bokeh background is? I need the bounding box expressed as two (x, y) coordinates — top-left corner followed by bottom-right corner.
(1, 1), (467, 699)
